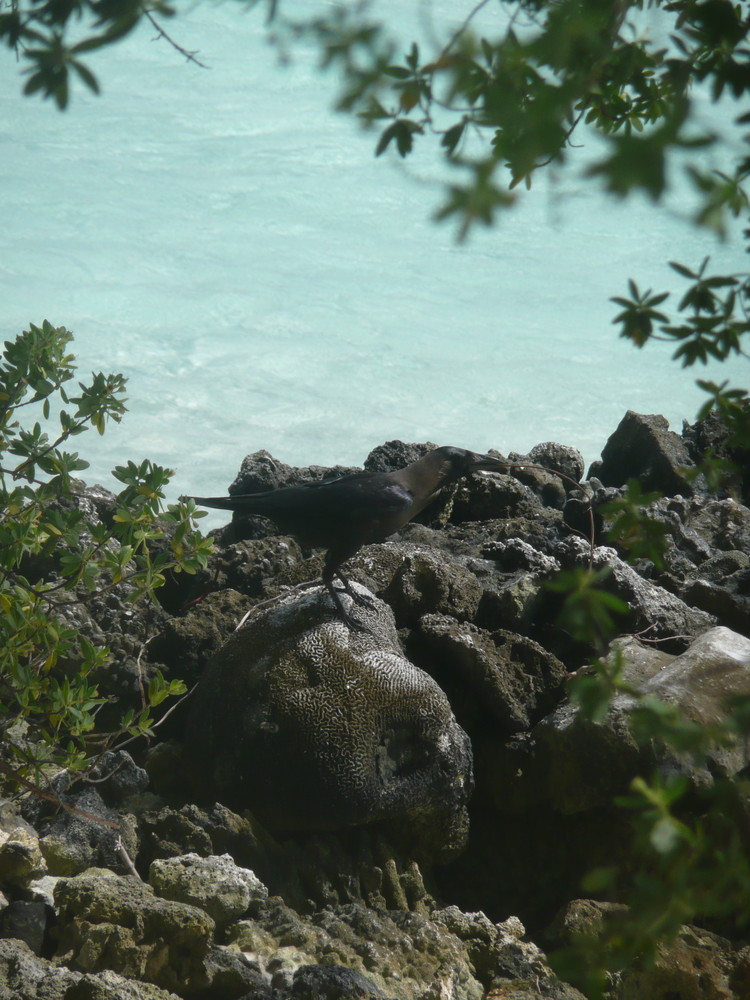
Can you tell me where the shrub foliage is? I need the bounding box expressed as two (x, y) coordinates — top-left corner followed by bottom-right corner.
(0, 321), (211, 789)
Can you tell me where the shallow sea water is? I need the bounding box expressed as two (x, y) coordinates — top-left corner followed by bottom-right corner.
(1, 1), (746, 526)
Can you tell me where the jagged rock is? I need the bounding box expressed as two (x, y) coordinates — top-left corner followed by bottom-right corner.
(218, 450), (359, 545)
(0, 937), (79, 999)
(432, 907), (586, 999)
(488, 626), (750, 815)
(683, 409), (750, 504)
(559, 537), (717, 647)
(25, 874), (61, 908)
(36, 786), (138, 877)
(594, 410), (699, 496)
(438, 626), (750, 932)
(0, 802), (38, 840)
(618, 925), (745, 1000)
(413, 615), (567, 736)
(483, 537), (561, 576)
(363, 441), (437, 474)
(212, 537), (309, 597)
(627, 626), (750, 785)
(226, 897), (486, 1000)
(382, 550), (482, 626)
(65, 969), (184, 999)
(0, 828), (46, 885)
(449, 473), (544, 524)
(140, 799), (435, 914)
(54, 871), (214, 994)
(148, 853), (268, 926)
(0, 900), (48, 955)
(290, 964), (390, 999)
(550, 899), (749, 1000)
(507, 453), (568, 510)
(227, 898), (583, 1000)
(139, 803), (263, 871)
(230, 449), (358, 495)
(347, 541), (424, 597)
(146, 589), (250, 686)
(196, 944), (274, 999)
(85, 751), (149, 806)
(186, 583), (473, 860)
(527, 442), (586, 487)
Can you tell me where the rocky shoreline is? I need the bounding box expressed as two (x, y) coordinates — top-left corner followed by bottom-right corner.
(1, 410), (749, 999)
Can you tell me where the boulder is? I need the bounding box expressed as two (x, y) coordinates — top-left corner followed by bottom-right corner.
(526, 442), (586, 487)
(53, 871), (214, 994)
(186, 583), (473, 859)
(490, 626), (750, 815)
(559, 537), (717, 647)
(35, 786), (138, 877)
(413, 615), (567, 736)
(382, 550), (482, 626)
(550, 899), (750, 1000)
(0, 900), (48, 955)
(0, 828), (46, 886)
(148, 853), (267, 926)
(0, 936), (183, 1000)
(594, 410), (699, 496)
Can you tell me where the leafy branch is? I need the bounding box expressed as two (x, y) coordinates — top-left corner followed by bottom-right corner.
(0, 322), (212, 792)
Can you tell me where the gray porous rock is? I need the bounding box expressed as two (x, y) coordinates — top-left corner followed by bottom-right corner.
(616, 924), (749, 1000)
(526, 441), (586, 487)
(84, 750), (149, 805)
(0, 827), (46, 886)
(0, 937), (80, 1000)
(414, 615), (567, 736)
(141, 799), (435, 914)
(683, 409), (750, 505)
(146, 589), (252, 686)
(53, 871), (214, 994)
(138, 802), (262, 870)
(35, 785), (138, 877)
(439, 626), (750, 932)
(550, 899), (749, 1000)
(559, 537), (717, 645)
(382, 549), (483, 626)
(65, 969), (184, 1000)
(363, 440), (438, 473)
(0, 900), (48, 956)
(631, 625), (750, 781)
(290, 964), (390, 999)
(506, 453), (568, 510)
(226, 896), (584, 1000)
(148, 852), (268, 926)
(198, 944), (274, 1000)
(216, 450), (360, 546)
(186, 582), (473, 858)
(491, 625), (750, 816)
(212, 537), (308, 598)
(229, 449), (359, 495)
(448, 473), (543, 524)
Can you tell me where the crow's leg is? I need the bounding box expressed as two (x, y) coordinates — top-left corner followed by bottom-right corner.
(322, 552), (371, 632)
(335, 570), (374, 607)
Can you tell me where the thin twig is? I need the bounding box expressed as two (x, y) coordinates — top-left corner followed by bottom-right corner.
(234, 578), (321, 631)
(115, 836), (142, 879)
(145, 11), (210, 69)
(105, 682), (199, 754)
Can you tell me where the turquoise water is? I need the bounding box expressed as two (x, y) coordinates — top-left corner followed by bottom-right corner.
(2, 1), (746, 522)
